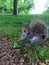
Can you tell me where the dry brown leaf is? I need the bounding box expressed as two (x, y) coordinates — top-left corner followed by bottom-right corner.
(39, 62), (46, 65)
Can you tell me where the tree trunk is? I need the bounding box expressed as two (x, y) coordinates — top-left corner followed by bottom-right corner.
(13, 0), (18, 15)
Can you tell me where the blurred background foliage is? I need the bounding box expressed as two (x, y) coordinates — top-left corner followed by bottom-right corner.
(0, 0), (34, 14)
(18, 0), (34, 14)
(0, 0), (49, 14)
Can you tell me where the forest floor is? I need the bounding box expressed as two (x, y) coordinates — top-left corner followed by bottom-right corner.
(0, 35), (49, 65)
(0, 35), (31, 65)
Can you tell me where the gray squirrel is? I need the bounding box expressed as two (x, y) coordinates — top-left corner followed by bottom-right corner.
(19, 19), (48, 45)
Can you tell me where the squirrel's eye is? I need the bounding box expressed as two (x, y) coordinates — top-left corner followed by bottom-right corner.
(24, 30), (26, 32)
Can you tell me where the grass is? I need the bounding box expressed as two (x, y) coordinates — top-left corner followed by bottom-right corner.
(0, 14), (49, 38)
(0, 14), (49, 62)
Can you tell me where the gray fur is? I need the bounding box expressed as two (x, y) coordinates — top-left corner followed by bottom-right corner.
(19, 19), (48, 45)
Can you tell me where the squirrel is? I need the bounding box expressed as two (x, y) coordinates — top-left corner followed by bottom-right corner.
(19, 19), (47, 45)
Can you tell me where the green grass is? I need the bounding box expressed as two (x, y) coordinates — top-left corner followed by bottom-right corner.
(0, 14), (49, 61)
(0, 14), (49, 38)
(0, 14), (49, 24)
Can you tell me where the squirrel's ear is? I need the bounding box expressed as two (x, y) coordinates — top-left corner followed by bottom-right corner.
(22, 22), (29, 27)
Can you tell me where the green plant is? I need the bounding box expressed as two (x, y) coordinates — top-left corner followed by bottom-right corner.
(10, 41), (21, 49)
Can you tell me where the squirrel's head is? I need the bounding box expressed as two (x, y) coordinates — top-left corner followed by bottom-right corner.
(19, 22), (30, 41)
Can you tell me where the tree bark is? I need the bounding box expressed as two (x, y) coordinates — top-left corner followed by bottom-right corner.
(13, 0), (18, 15)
